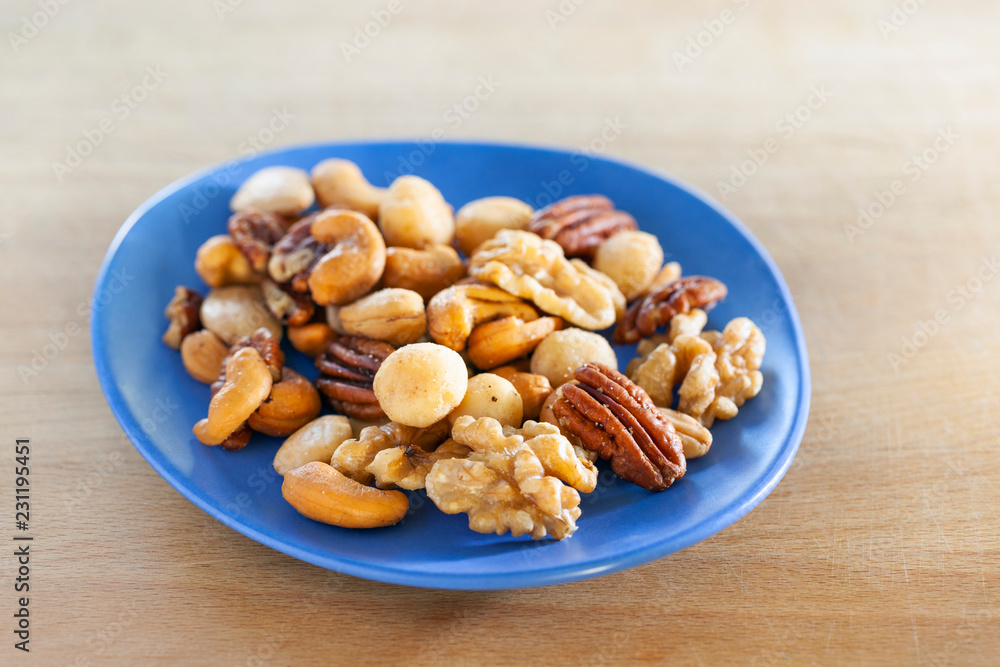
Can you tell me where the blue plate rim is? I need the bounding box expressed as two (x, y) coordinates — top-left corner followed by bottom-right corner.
(91, 138), (811, 590)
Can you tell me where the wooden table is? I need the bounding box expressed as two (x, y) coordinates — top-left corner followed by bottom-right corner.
(3, 0), (998, 664)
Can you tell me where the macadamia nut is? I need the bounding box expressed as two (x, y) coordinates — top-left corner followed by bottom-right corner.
(454, 196), (533, 256)
(593, 231), (664, 301)
(447, 373), (523, 428)
(379, 176), (454, 248)
(373, 343), (469, 428)
(530, 328), (618, 386)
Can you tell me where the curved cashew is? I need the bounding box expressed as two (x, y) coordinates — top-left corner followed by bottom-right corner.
(195, 235), (258, 288)
(466, 315), (563, 370)
(193, 347), (273, 445)
(247, 367), (322, 437)
(311, 159), (386, 219)
(426, 282), (539, 351)
(307, 209), (386, 306)
(282, 461), (408, 528)
(273, 415), (354, 476)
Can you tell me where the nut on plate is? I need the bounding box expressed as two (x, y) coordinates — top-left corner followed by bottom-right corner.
(162, 286), (203, 349)
(367, 439), (472, 490)
(195, 235), (258, 288)
(228, 208), (289, 273)
(447, 373), (524, 428)
(657, 407), (713, 459)
(454, 196), (534, 256)
(552, 363), (686, 491)
(282, 461), (409, 529)
(427, 282), (540, 352)
(337, 288), (427, 346)
(378, 175), (454, 248)
(529, 327), (618, 387)
(527, 194), (637, 259)
(179, 329), (229, 384)
(230, 166), (315, 216)
(247, 367), (322, 437)
(593, 230), (664, 301)
(273, 415), (355, 476)
(331, 419), (450, 486)
(466, 315), (563, 371)
(468, 229), (625, 330)
(372, 343), (469, 428)
(614, 276), (727, 344)
(193, 347), (274, 446)
(315, 335), (396, 421)
(310, 158), (386, 219)
(306, 209), (387, 306)
(490, 365), (553, 422)
(287, 322), (336, 358)
(200, 285), (283, 346)
(260, 278), (315, 326)
(381, 244), (466, 301)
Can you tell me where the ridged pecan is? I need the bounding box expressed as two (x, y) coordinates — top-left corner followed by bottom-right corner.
(527, 194), (637, 258)
(552, 363), (685, 491)
(162, 286), (203, 349)
(228, 209), (288, 273)
(315, 335), (395, 420)
(267, 216), (324, 291)
(614, 276), (728, 344)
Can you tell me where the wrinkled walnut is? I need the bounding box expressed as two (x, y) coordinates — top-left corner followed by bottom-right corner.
(381, 244), (466, 301)
(553, 363), (685, 491)
(527, 194), (637, 259)
(469, 230), (624, 330)
(315, 335), (395, 421)
(228, 209), (288, 273)
(367, 439), (472, 490)
(331, 420), (450, 486)
(425, 416), (590, 540)
(466, 315), (563, 371)
(427, 281), (540, 352)
(267, 216), (323, 288)
(614, 276), (727, 344)
(261, 278), (315, 326)
(162, 286), (203, 349)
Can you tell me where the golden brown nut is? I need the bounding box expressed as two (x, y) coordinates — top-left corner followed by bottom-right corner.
(287, 322), (337, 358)
(381, 245), (466, 301)
(593, 231), (664, 301)
(180, 329), (229, 384)
(273, 415), (354, 476)
(331, 420), (450, 485)
(307, 209), (387, 306)
(379, 175), (454, 248)
(527, 194), (637, 259)
(466, 316), (563, 371)
(162, 286), (203, 349)
(315, 335), (395, 421)
(200, 285), (283, 346)
(230, 166), (315, 216)
(247, 368), (322, 437)
(469, 230), (624, 330)
(454, 196), (533, 256)
(644, 261), (682, 295)
(195, 235), (258, 288)
(310, 158), (386, 219)
(337, 288), (427, 346)
(615, 276), (727, 344)
(426, 282), (539, 352)
(491, 366), (553, 422)
(447, 373), (523, 428)
(282, 461), (408, 529)
(657, 407), (712, 459)
(530, 328), (618, 387)
(193, 347), (274, 446)
(367, 439), (472, 490)
(372, 343), (469, 428)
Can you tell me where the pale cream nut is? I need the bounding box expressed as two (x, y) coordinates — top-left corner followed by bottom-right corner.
(454, 196), (534, 256)
(230, 166), (315, 216)
(656, 407), (713, 458)
(593, 230), (664, 301)
(273, 415), (354, 476)
(530, 328), (618, 387)
(337, 288), (427, 346)
(447, 373), (524, 428)
(372, 343), (469, 428)
(200, 285), (283, 346)
(379, 175), (454, 248)
(180, 329), (229, 384)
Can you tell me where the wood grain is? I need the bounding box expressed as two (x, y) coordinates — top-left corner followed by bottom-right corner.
(2, 0), (998, 664)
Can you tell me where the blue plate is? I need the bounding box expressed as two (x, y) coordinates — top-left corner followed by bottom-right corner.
(92, 140), (810, 590)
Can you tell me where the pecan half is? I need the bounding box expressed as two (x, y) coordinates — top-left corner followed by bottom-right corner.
(162, 286), (204, 349)
(228, 209), (288, 273)
(315, 335), (395, 420)
(614, 276), (728, 344)
(553, 363), (685, 491)
(267, 215), (325, 290)
(527, 194), (637, 258)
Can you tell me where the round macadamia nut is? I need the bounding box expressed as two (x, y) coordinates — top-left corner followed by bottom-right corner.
(379, 176), (455, 249)
(455, 196), (533, 256)
(593, 231), (664, 301)
(448, 373), (523, 427)
(373, 343), (469, 428)
(530, 328), (618, 387)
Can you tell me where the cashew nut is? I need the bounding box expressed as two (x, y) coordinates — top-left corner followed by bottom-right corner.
(195, 235), (258, 288)
(381, 244), (466, 301)
(193, 347), (274, 445)
(273, 415), (353, 476)
(180, 329), (229, 384)
(426, 282), (539, 351)
(307, 209), (386, 306)
(281, 461), (409, 528)
(247, 367), (322, 437)
(230, 166), (315, 216)
(200, 285), (283, 345)
(287, 322), (336, 358)
(310, 158), (386, 219)
(466, 315), (563, 370)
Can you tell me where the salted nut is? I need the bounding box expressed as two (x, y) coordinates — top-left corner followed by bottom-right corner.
(247, 367), (322, 437)
(194, 347), (274, 446)
(179, 329), (229, 384)
(337, 288), (427, 346)
(593, 230), (665, 302)
(228, 209), (288, 273)
(273, 415), (354, 476)
(315, 335), (395, 421)
(381, 244), (466, 301)
(311, 158), (386, 220)
(230, 166), (315, 216)
(281, 461), (409, 529)
(466, 315), (563, 370)
(553, 363), (686, 491)
(378, 175), (454, 249)
(657, 407), (713, 459)
(307, 209), (387, 306)
(287, 322), (337, 358)
(195, 235), (258, 288)
(261, 278), (315, 326)
(162, 286), (203, 349)
(454, 196), (534, 256)
(267, 216), (322, 286)
(614, 276), (728, 344)
(527, 194), (637, 259)
(491, 366), (553, 422)
(426, 282), (539, 352)
(200, 285), (283, 346)
(331, 420), (450, 486)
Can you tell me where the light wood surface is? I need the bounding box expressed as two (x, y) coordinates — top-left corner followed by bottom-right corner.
(3, 0), (998, 664)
